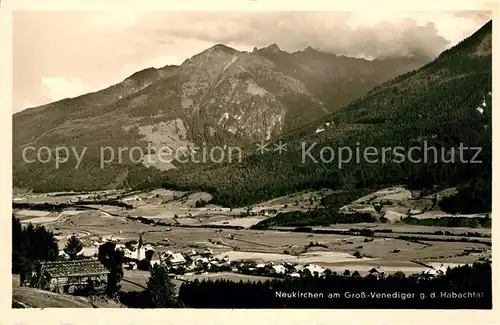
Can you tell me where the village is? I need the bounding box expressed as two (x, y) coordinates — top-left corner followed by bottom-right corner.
(20, 226), (489, 299)
(12, 186), (492, 305)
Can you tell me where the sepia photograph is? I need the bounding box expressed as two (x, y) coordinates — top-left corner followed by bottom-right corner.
(6, 1), (495, 314)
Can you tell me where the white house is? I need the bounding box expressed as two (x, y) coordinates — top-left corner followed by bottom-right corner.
(423, 269), (439, 277)
(203, 248), (213, 256)
(120, 248), (135, 259)
(304, 264), (325, 275)
(293, 264), (304, 273)
(165, 252), (186, 266)
(271, 265), (287, 275)
(186, 249), (197, 256)
(194, 257), (209, 267)
(150, 259), (161, 267)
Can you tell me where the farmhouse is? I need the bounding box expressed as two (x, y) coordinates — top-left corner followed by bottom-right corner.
(367, 267), (385, 279)
(164, 252), (186, 266)
(202, 248), (214, 257)
(31, 259), (109, 294)
(270, 264), (287, 275)
(304, 264), (325, 276)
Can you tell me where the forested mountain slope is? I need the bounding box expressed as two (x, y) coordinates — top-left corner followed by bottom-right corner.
(13, 44), (424, 192)
(151, 21), (492, 210)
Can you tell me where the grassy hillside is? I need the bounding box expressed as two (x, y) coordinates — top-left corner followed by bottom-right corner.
(12, 275), (124, 308)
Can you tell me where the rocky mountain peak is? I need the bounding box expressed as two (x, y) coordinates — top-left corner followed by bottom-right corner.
(208, 43), (239, 53)
(258, 43), (282, 53)
(303, 46), (318, 53)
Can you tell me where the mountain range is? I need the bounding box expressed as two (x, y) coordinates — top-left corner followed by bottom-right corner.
(13, 43), (426, 191)
(13, 21), (491, 213)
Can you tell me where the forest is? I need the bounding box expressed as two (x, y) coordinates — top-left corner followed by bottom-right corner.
(12, 216), (59, 274)
(22, 23), (492, 218)
(251, 209), (376, 229)
(132, 23), (492, 212)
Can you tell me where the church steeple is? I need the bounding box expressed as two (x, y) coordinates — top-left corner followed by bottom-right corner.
(137, 232), (144, 261)
(138, 233), (143, 248)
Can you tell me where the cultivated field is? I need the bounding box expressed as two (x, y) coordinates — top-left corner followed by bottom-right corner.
(13, 187), (492, 283)
(13, 188), (331, 228)
(121, 270), (274, 294)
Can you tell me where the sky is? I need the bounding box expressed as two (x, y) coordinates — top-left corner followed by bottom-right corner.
(13, 10), (491, 112)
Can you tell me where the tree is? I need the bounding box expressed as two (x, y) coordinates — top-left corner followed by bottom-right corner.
(98, 242), (124, 298)
(12, 216), (24, 274)
(138, 259), (151, 271)
(392, 271), (406, 280)
(64, 235), (83, 260)
(12, 216), (58, 275)
(147, 264), (179, 308)
(195, 199), (207, 208)
(125, 240), (138, 251)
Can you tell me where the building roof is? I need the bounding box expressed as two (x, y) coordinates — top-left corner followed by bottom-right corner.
(40, 259), (110, 278)
(195, 257), (209, 263)
(423, 268), (439, 276)
(166, 252), (186, 264)
(272, 265), (287, 274)
(304, 264), (325, 274)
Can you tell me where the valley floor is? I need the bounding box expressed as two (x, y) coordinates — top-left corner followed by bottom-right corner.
(12, 187), (492, 308)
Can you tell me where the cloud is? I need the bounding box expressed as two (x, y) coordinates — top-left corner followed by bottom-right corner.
(144, 11), (490, 59)
(41, 77), (93, 101)
(453, 10), (491, 23)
